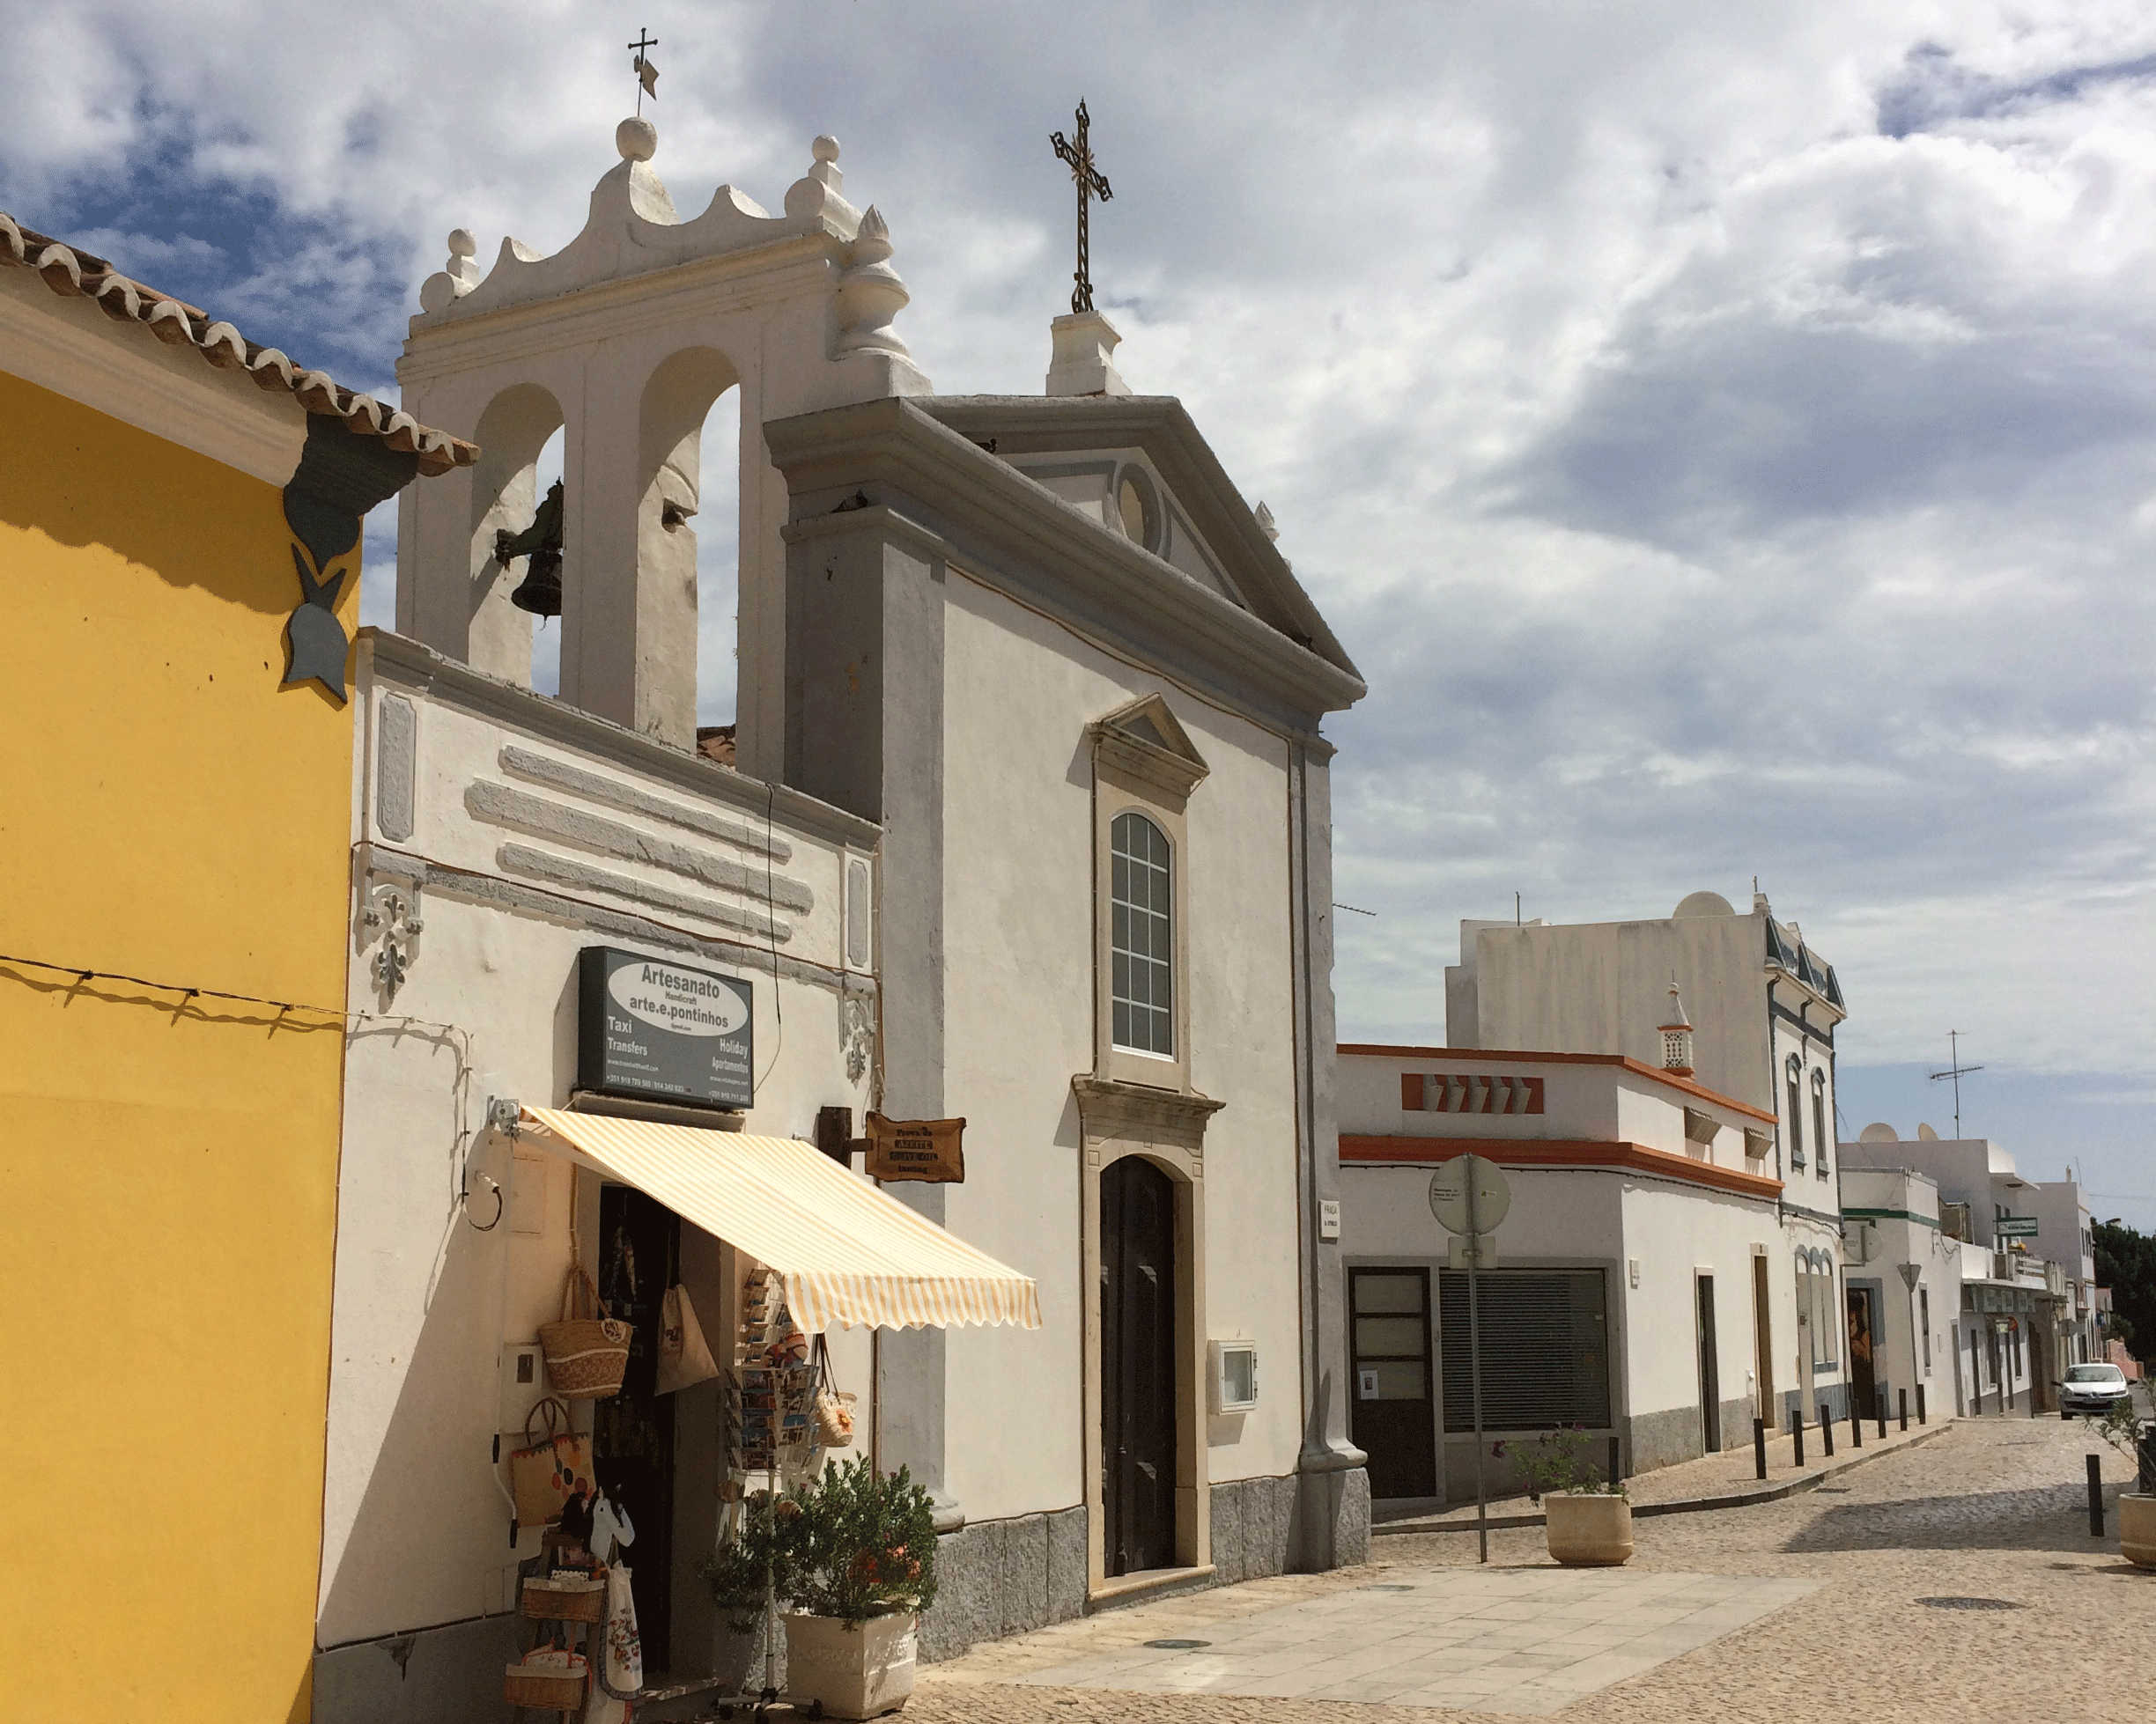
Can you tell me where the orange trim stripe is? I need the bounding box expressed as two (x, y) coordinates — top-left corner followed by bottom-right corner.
(1339, 1133), (1784, 1200)
(1339, 1044), (1778, 1124)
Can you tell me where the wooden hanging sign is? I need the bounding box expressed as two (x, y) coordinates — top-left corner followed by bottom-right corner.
(864, 1112), (966, 1183)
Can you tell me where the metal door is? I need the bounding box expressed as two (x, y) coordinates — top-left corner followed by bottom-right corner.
(1350, 1268), (1436, 1499)
(1102, 1156), (1178, 1575)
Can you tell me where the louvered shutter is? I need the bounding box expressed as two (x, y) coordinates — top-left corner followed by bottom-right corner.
(1438, 1269), (1612, 1431)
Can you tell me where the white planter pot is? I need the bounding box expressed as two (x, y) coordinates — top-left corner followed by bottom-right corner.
(1544, 1493), (1634, 1566)
(783, 1610), (918, 1720)
(2119, 1494), (2156, 1569)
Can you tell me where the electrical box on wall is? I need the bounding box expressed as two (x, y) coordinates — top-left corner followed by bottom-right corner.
(1209, 1339), (1259, 1414)
(499, 1339), (547, 1438)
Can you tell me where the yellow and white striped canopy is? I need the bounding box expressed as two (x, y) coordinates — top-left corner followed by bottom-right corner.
(516, 1107), (1039, 1334)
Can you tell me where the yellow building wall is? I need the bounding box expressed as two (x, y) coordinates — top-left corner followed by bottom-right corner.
(0, 370), (355, 1723)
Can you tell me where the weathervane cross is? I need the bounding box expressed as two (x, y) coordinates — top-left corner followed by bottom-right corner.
(629, 28), (659, 114)
(1050, 99), (1111, 314)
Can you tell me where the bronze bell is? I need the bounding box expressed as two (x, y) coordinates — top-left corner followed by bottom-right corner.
(509, 546), (563, 617)
(498, 479), (566, 618)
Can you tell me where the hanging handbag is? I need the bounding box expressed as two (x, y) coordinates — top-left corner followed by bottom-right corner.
(655, 1284), (721, 1395)
(539, 1266), (632, 1399)
(812, 1335), (856, 1448)
(508, 1395), (595, 1532)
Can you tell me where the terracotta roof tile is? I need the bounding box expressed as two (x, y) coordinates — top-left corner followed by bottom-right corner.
(0, 211), (478, 477)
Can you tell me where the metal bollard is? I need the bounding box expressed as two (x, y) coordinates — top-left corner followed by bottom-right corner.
(1820, 1401), (1835, 1457)
(2031, 1378), (2040, 1418)
(1608, 1435), (1621, 1491)
(1791, 1407), (1805, 1467)
(2089, 1454), (2106, 1537)
(1899, 1388), (1909, 1433)
(1754, 1416), (1768, 1480)
(1916, 1383), (1926, 1426)
(1877, 1389), (1887, 1439)
(1850, 1397), (1863, 1448)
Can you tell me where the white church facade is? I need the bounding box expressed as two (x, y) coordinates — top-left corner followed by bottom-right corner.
(312, 114), (1368, 1718)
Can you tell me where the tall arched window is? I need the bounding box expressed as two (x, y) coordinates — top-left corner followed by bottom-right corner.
(1796, 1252), (1818, 1370)
(1111, 812), (1174, 1056)
(1811, 1068), (1829, 1178)
(1785, 1055), (1805, 1168)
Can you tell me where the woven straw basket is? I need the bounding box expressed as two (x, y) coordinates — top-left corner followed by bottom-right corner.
(521, 1576), (606, 1623)
(504, 1654), (586, 1708)
(540, 1267), (631, 1400)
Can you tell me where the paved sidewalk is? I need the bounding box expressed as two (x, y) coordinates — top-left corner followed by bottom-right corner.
(911, 1416), (2155, 1721)
(1376, 1406), (1951, 1532)
(993, 1567), (1815, 1714)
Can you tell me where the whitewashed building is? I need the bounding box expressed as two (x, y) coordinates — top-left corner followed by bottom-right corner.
(1841, 1129), (2086, 1414)
(1336, 1035), (1789, 1502)
(314, 113), (1367, 1719)
(1445, 890), (1854, 1427)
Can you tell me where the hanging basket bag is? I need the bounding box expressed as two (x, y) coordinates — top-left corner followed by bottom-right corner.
(540, 1267), (632, 1400)
(504, 1647), (587, 1709)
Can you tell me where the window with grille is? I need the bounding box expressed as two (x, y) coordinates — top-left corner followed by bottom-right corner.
(1438, 1269), (1611, 1431)
(1110, 811), (1174, 1056)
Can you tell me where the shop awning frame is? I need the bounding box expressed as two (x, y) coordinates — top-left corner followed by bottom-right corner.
(513, 1106), (1040, 1334)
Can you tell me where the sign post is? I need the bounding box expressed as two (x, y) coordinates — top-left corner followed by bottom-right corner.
(1429, 1154), (1511, 1564)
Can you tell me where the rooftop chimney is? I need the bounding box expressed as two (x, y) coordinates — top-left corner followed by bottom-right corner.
(1659, 981), (1695, 1078)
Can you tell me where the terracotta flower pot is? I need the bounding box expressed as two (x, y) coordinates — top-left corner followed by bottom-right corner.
(783, 1610), (918, 1719)
(2118, 1494), (2156, 1569)
(1544, 1492), (1634, 1566)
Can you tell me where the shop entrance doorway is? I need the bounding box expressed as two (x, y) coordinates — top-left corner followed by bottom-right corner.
(1750, 1253), (1775, 1422)
(1101, 1155), (1178, 1576)
(1348, 1268), (1436, 1499)
(1695, 1275), (1721, 1453)
(596, 1184), (681, 1670)
(1846, 1286), (1877, 1418)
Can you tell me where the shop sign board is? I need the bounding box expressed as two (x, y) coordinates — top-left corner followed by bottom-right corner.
(1964, 1282), (2037, 1315)
(1994, 1216), (2040, 1239)
(577, 947), (754, 1109)
(864, 1112), (965, 1182)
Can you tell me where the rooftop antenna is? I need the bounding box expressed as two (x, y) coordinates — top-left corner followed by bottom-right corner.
(1928, 1030), (1983, 1138)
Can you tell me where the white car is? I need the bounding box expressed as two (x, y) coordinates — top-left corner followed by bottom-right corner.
(2060, 1363), (2132, 1415)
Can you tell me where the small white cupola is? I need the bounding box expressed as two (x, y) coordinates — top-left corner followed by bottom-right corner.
(1658, 980), (1695, 1078)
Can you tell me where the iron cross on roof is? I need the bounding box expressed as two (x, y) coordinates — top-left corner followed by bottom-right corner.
(629, 28), (659, 113)
(1050, 99), (1112, 314)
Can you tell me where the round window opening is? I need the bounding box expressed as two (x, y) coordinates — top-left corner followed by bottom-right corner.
(1114, 466), (1159, 552)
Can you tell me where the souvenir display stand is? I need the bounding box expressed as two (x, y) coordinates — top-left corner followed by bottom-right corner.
(506, 1530), (608, 1720)
(715, 1266), (825, 1720)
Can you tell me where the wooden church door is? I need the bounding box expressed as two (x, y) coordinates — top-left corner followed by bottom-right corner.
(1102, 1156), (1178, 1575)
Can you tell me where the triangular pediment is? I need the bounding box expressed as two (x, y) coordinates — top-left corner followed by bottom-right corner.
(1092, 694), (1209, 804)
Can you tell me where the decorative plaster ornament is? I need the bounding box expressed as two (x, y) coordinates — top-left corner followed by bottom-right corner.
(843, 996), (872, 1084)
(363, 880), (424, 1004)
(283, 546), (351, 701)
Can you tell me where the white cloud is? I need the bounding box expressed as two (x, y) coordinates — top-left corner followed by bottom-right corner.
(4, 0), (2152, 1096)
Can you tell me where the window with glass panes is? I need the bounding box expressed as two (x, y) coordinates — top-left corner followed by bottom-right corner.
(1110, 811), (1174, 1055)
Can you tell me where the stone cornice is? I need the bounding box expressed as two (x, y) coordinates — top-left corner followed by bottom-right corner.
(920, 394), (1359, 679)
(1072, 1074), (1227, 1147)
(764, 396), (1366, 730)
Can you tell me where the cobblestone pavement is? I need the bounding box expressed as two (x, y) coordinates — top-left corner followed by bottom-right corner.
(911, 1415), (2156, 1722)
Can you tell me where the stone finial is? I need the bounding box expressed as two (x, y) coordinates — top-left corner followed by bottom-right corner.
(786, 135), (861, 234)
(417, 227), (484, 314)
(1046, 308), (1130, 397)
(617, 116), (659, 162)
(1254, 501), (1279, 542)
(836, 206), (912, 358)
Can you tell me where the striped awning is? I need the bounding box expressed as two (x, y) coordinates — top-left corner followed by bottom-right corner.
(515, 1107), (1039, 1333)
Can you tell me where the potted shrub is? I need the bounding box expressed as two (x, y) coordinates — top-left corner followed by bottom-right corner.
(2095, 1385), (2156, 1568)
(1516, 1426), (1632, 1566)
(704, 1458), (938, 1719)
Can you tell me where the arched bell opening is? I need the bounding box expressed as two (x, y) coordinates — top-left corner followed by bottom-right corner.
(635, 345), (741, 750)
(462, 382), (566, 689)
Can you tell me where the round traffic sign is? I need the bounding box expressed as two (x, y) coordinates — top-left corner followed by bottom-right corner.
(1428, 1155), (1511, 1235)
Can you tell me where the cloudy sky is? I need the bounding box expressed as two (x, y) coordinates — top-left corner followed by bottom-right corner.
(5, 2), (2151, 1216)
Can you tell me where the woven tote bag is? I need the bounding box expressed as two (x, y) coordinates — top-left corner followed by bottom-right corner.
(539, 1266), (632, 1399)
